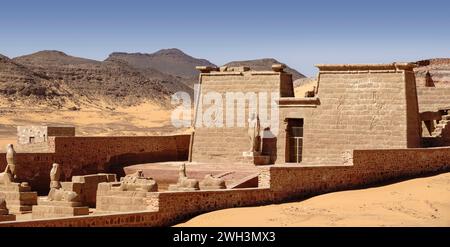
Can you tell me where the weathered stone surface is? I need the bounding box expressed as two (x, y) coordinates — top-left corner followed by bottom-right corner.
(168, 163), (199, 191)
(32, 205), (89, 219)
(191, 69), (293, 164)
(199, 174), (226, 190)
(0, 135), (190, 193)
(96, 181), (159, 213)
(0, 182), (37, 214)
(0, 214), (15, 222)
(119, 170), (157, 192)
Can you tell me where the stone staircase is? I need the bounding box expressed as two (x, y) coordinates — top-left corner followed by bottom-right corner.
(432, 114), (450, 137)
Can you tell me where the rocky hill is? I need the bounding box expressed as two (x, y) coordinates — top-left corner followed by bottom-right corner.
(106, 48), (215, 87)
(0, 53), (68, 99)
(1, 49), (311, 110)
(224, 58), (306, 80)
(4, 50), (197, 108)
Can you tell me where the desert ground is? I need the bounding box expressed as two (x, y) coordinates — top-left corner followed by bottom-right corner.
(177, 172), (450, 227)
(0, 100), (179, 151)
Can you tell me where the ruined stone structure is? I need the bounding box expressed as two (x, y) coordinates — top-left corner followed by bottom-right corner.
(119, 170), (157, 192)
(0, 135), (190, 193)
(1, 61), (450, 227)
(199, 174), (226, 190)
(191, 63), (422, 165)
(32, 167), (117, 219)
(0, 145), (38, 213)
(168, 163), (200, 191)
(17, 126), (75, 152)
(96, 174), (159, 213)
(279, 63), (421, 165)
(191, 65), (294, 164)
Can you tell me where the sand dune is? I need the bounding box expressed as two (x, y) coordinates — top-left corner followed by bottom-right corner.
(177, 172), (450, 227)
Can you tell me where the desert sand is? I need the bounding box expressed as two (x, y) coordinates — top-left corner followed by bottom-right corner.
(0, 101), (178, 151)
(177, 172), (450, 227)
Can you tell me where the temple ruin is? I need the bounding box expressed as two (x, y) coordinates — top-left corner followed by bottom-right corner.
(0, 61), (449, 226)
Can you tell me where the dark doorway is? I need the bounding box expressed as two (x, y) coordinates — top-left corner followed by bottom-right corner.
(285, 118), (304, 163)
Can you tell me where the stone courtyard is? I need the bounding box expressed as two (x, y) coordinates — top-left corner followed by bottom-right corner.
(0, 62), (449, 226)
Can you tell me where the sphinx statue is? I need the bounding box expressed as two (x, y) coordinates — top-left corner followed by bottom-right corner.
(168, 163), (199, 191)
(199, 174), (226, 190)
(119, 170), (158, 192)
(47, 163), (80, 202)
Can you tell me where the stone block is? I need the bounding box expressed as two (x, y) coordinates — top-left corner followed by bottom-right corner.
(0, 214), (16, 222)
(32, 205), (89, 219)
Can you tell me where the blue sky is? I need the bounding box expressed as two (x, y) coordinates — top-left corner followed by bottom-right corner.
(0, 0), (449, 76)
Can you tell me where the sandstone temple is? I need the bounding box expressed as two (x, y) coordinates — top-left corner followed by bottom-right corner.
(0, 62), (449, 226)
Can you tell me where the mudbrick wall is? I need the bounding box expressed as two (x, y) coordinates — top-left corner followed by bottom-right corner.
(2, 146), (449, 227)
(0, 135), (191, 193)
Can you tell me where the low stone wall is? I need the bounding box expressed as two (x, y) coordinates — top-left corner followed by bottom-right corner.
(0, 211), (171, 227)
(1, 188), (273, 227)
(0, 135), (191, 193)
(1, 146), (450, 227)
(268, 147), (450, 201)
(155, 188), (273, 225)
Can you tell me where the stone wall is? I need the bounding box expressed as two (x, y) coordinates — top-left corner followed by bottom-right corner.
(1, 188), (273, 226)
(1, 146), (449, 227)
(296, 64), (421, 165)
(17, 126), (75, 146)
(0, 211), (171, 227)
(17, 126), (47, 145)
(191, 68), (293, 164)
(47, 126), (76, 137)
(0, 135), (191, 193)
(268, 146), (450, 200)
(15, 137), (56, 153)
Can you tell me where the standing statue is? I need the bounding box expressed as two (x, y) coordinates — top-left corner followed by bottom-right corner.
(0, 144), (16, 185)
(247, 112), (261, 152)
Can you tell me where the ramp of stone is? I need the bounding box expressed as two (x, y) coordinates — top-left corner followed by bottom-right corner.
(123, 162), (261, 190)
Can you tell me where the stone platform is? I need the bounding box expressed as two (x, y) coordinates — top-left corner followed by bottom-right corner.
(32, 198), (89, 219)
(0, 183), (38, 214)
(123, 162), (266, 190)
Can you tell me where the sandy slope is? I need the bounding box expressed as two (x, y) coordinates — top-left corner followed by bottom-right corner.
(177, 172), (450, 227)
(0, 101), (180, 151)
